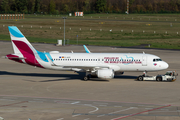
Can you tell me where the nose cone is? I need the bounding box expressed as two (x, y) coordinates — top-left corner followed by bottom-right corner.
(163, 62), (169, 69)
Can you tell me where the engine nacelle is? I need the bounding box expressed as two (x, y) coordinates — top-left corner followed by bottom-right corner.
(96, 69), (114, 79)
(49, 51), (60, 54)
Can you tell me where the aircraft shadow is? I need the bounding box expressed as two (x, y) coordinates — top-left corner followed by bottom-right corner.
(0, 71), (137, 82)
(114, 75), (137, 79)
(0, 71), (81, 81)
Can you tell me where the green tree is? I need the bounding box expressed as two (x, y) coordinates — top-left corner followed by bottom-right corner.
(14, 0), (27, 13)
(34, 0), (40, 13)
(1, 0), (10, 13)
(63, 4), (69, 13)
(26, 0), (35, 13)
(49, 0), (56, 14)
(83, 0), (90, 12)
(10, 0), (17, 12)
(95, 0), (106, 13)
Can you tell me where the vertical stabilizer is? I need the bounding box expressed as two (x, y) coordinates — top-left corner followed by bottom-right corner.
(8, 26), (36, 54)
(8, 26), (43, 68)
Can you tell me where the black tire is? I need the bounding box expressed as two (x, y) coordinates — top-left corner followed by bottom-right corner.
(156, 77), (162, 81)
(83, 76), (88, 81)
(138, 76), (143, 81)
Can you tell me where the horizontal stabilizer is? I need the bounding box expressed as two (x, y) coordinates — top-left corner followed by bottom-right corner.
(6, 54), (25, 60)
(7, 57), (25, 59)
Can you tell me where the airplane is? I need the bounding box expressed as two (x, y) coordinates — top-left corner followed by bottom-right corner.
(6, 26), (169, 81)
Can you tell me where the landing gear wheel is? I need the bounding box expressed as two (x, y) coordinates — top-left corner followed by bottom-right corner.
(156, 77), (162, 81)
(83, 74), (91, 81)
(83, 76), (88, 81)
(138, 76), (143, 81)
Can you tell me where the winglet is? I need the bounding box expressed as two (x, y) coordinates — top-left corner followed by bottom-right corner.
(83, 45), (91, 53)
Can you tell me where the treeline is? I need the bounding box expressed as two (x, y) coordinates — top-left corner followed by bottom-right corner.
(1, 0), (180, 14)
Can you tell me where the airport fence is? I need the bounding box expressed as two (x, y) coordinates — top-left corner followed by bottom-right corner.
(1, 24), (180, 36)
(0, 14), (24, 20)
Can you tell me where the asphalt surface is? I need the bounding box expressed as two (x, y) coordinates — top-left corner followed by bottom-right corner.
(0, 41), (180, 120)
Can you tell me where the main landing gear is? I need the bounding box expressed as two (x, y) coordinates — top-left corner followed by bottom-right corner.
(83, 71), (91, 81)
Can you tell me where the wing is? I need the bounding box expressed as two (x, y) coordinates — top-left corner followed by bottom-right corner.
(62, 65), (109, 71)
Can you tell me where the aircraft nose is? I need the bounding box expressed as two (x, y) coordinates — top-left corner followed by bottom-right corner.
(163, 62), (169, 69)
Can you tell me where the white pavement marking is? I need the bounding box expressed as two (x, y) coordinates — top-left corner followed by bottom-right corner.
(97, 107), (134, 117)
(72, 104), (99, 117)
(2, 97), (17, 99)
(93, 102), (108, 104)
(145, 108), (153, 110)
(114, 106), (122, 107)
(57, 118), (64, 120)
(84, 104), (99, 113)
(84, 118), (90, 120)
(109, 107), (135, 114)
(0, 99), (8, 101)
(97, 114), (106, 117)
(7, 99), (15, 101)
(72, 114), (81, 117)
(33, 99), (43, 100)
(71, 101), (80, 104)
(29, 101), (36, 102)
(160, 109), (169, 111)
(138, 105), (144, 106)
(99, 105), (107, 106)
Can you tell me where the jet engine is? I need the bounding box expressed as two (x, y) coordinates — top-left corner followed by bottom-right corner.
(96, 69), (114, 79)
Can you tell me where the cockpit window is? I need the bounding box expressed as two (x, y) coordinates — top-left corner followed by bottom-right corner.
(153, 58), (162, 62)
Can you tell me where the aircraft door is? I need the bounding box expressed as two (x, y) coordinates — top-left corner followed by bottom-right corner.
(142, 56), (147, 66)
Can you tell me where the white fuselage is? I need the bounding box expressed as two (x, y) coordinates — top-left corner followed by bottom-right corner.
(35, 52), (169, 72)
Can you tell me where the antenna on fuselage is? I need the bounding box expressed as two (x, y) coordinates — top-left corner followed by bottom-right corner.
(143, 51), (145, 54)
